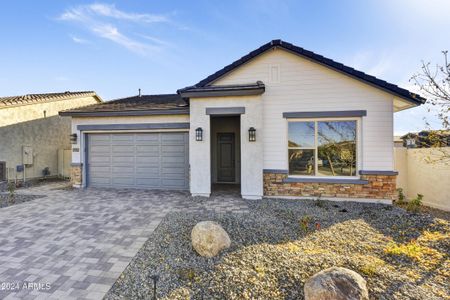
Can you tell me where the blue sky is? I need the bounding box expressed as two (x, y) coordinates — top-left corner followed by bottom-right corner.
(1, 0), (448, 134)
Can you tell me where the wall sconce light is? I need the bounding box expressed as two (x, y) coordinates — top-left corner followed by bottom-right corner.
(195, 127), (203, 141)
(70, 133), (78, 144)
(249, 127), (256, 142)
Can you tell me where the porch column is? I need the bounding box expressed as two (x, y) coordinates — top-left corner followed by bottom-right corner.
(189, 105), (211, 197)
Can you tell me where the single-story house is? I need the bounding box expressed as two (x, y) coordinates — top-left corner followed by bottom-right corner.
(0, 91), (101, 183)
(60, 40), (425, 202)
(401, 130), (450, 148)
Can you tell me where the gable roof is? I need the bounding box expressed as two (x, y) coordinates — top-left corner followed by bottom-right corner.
(59, 94), (189, 117)
(188, 39), (425, 106)
(0, 91), (101, 108)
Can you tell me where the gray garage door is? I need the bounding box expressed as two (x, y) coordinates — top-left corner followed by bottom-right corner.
(87, 132), (189, 190)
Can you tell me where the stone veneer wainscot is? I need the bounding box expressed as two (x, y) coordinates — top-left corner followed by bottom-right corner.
(70, 164), (82, 186)
(263, 171), (397, 201)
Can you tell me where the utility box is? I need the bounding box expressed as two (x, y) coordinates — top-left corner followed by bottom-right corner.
(22, 146), (33, 165)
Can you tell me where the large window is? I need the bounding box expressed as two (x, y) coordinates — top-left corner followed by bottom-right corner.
(288, 120), (357, 177)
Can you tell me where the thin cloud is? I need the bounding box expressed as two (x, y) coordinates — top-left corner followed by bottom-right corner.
(88, 3), (168, 23)
(70, 35), (90, 44)
(349, 51), (393, 78)
(58, 3), (169, 55)
(91, 24), (157, 55)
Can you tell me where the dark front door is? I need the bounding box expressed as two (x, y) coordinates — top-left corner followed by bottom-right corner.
(217, 133), (235, 182)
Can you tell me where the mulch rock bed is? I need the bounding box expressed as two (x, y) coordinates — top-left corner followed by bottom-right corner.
(0, 194), (46, 208)
(105, 199), (450, 300)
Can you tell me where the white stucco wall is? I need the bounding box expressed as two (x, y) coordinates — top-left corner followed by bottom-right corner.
(189, 96), (263, 199)
(0, 96), (99, 180)
(212, 48), (396, 172)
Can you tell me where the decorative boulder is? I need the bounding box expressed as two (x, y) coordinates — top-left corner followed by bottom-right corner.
(304, 267), (369, 300)
(191, 221), (231, 257)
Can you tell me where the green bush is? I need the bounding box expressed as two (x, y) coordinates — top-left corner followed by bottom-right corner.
(300, 215), (312, 233)
(407, 194), (423, 213)
(396, 188), (406, 204)
(7, 181), (16, 204)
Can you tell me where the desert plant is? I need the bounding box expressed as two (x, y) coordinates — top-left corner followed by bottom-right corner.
(315, 194), (325, 208)
(407, 194), (424, 213)
(7, 181), (16, 204)
(300, 215), (312, 233)
(396, 188), (406, 204)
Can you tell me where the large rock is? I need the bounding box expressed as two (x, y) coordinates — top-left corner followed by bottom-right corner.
(304, 267), (369, 300)
(191, 221), (231, 257)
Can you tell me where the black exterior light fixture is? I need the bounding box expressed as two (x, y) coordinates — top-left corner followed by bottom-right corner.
(249, 127), (256, 142)
(70, 133), (78, 144)
(195, 127), (203, 141)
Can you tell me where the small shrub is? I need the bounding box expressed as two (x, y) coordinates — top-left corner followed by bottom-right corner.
(407, 194), (423, 213)
(177, 268), (197, 281)
(7, 181), (16, 204)
(396, 188), (406, 204)
(315, 194), (325, 208)
(300, 215), (312, 233)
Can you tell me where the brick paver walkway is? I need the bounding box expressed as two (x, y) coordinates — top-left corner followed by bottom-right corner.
(0, 183), (248, 299)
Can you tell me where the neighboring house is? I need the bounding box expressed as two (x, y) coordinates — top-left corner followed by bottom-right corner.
(394, 136), (404, 148)
(401, 130), (450, 148)
(60, 40), (425, 202)
(0, 91), (102, 182)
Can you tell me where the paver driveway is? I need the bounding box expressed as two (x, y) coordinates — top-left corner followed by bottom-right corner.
(0, 183), (248, 300)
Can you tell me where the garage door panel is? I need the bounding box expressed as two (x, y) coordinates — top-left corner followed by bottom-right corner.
(88, 132), (188, 189)
(89, 177), (111, 185)
(162, 156), (185, 163)
(89, 156), (111, 163)
(136, 134), (160, 141)
(162, 133), (185, 142)
(136, 169), (160, 177)
(112, 145), (133, 153)
(112, 134), (134, 141)
(162, 178), (186, 187)
(112, 177), (135, 185)
(162, 145), (185, 153)
(111, 156), (134, 163)
(136, 145), (159, 153)
(111, 166), (134, 173)
(90, 145), (110, 153)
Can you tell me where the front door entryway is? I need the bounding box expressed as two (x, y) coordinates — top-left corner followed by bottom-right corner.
(217, 133), (235, 182)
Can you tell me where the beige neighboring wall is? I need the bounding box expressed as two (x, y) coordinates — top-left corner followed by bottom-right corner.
(395, 147), (450, 211)
(0, 95), (100, 180)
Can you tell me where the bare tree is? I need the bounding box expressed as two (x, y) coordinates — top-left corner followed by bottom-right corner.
(410, 51), (450, 163)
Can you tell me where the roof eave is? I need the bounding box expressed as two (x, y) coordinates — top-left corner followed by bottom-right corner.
(59, 109), (190, 117)
(178, 87), (265, 98)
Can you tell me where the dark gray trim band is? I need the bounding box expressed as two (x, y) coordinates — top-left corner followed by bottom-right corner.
(77, 122), (190, 131)
(263, 169), (288, 174)
(206, 107), (245, 115)
(283, 177), (369, 184)
(359, 170), (399, 176)
(70, 163), (83, 167)
(283, 110), (367, 119)
(60, 109), (189, 117)
(180, 88), (264, 98)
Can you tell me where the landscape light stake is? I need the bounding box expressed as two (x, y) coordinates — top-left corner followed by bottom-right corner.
(149, 274), (159, 300)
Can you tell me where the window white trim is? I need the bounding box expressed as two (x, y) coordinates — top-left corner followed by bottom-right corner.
(286, 117), (361, 179)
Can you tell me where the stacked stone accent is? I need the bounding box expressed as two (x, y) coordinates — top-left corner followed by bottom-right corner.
(263, 172), (397, 200)
(70, 164), (82, 186)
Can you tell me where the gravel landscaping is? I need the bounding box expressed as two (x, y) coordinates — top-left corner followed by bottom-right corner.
(0, 193), (45, 208)
(106, 198), (449, 300)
